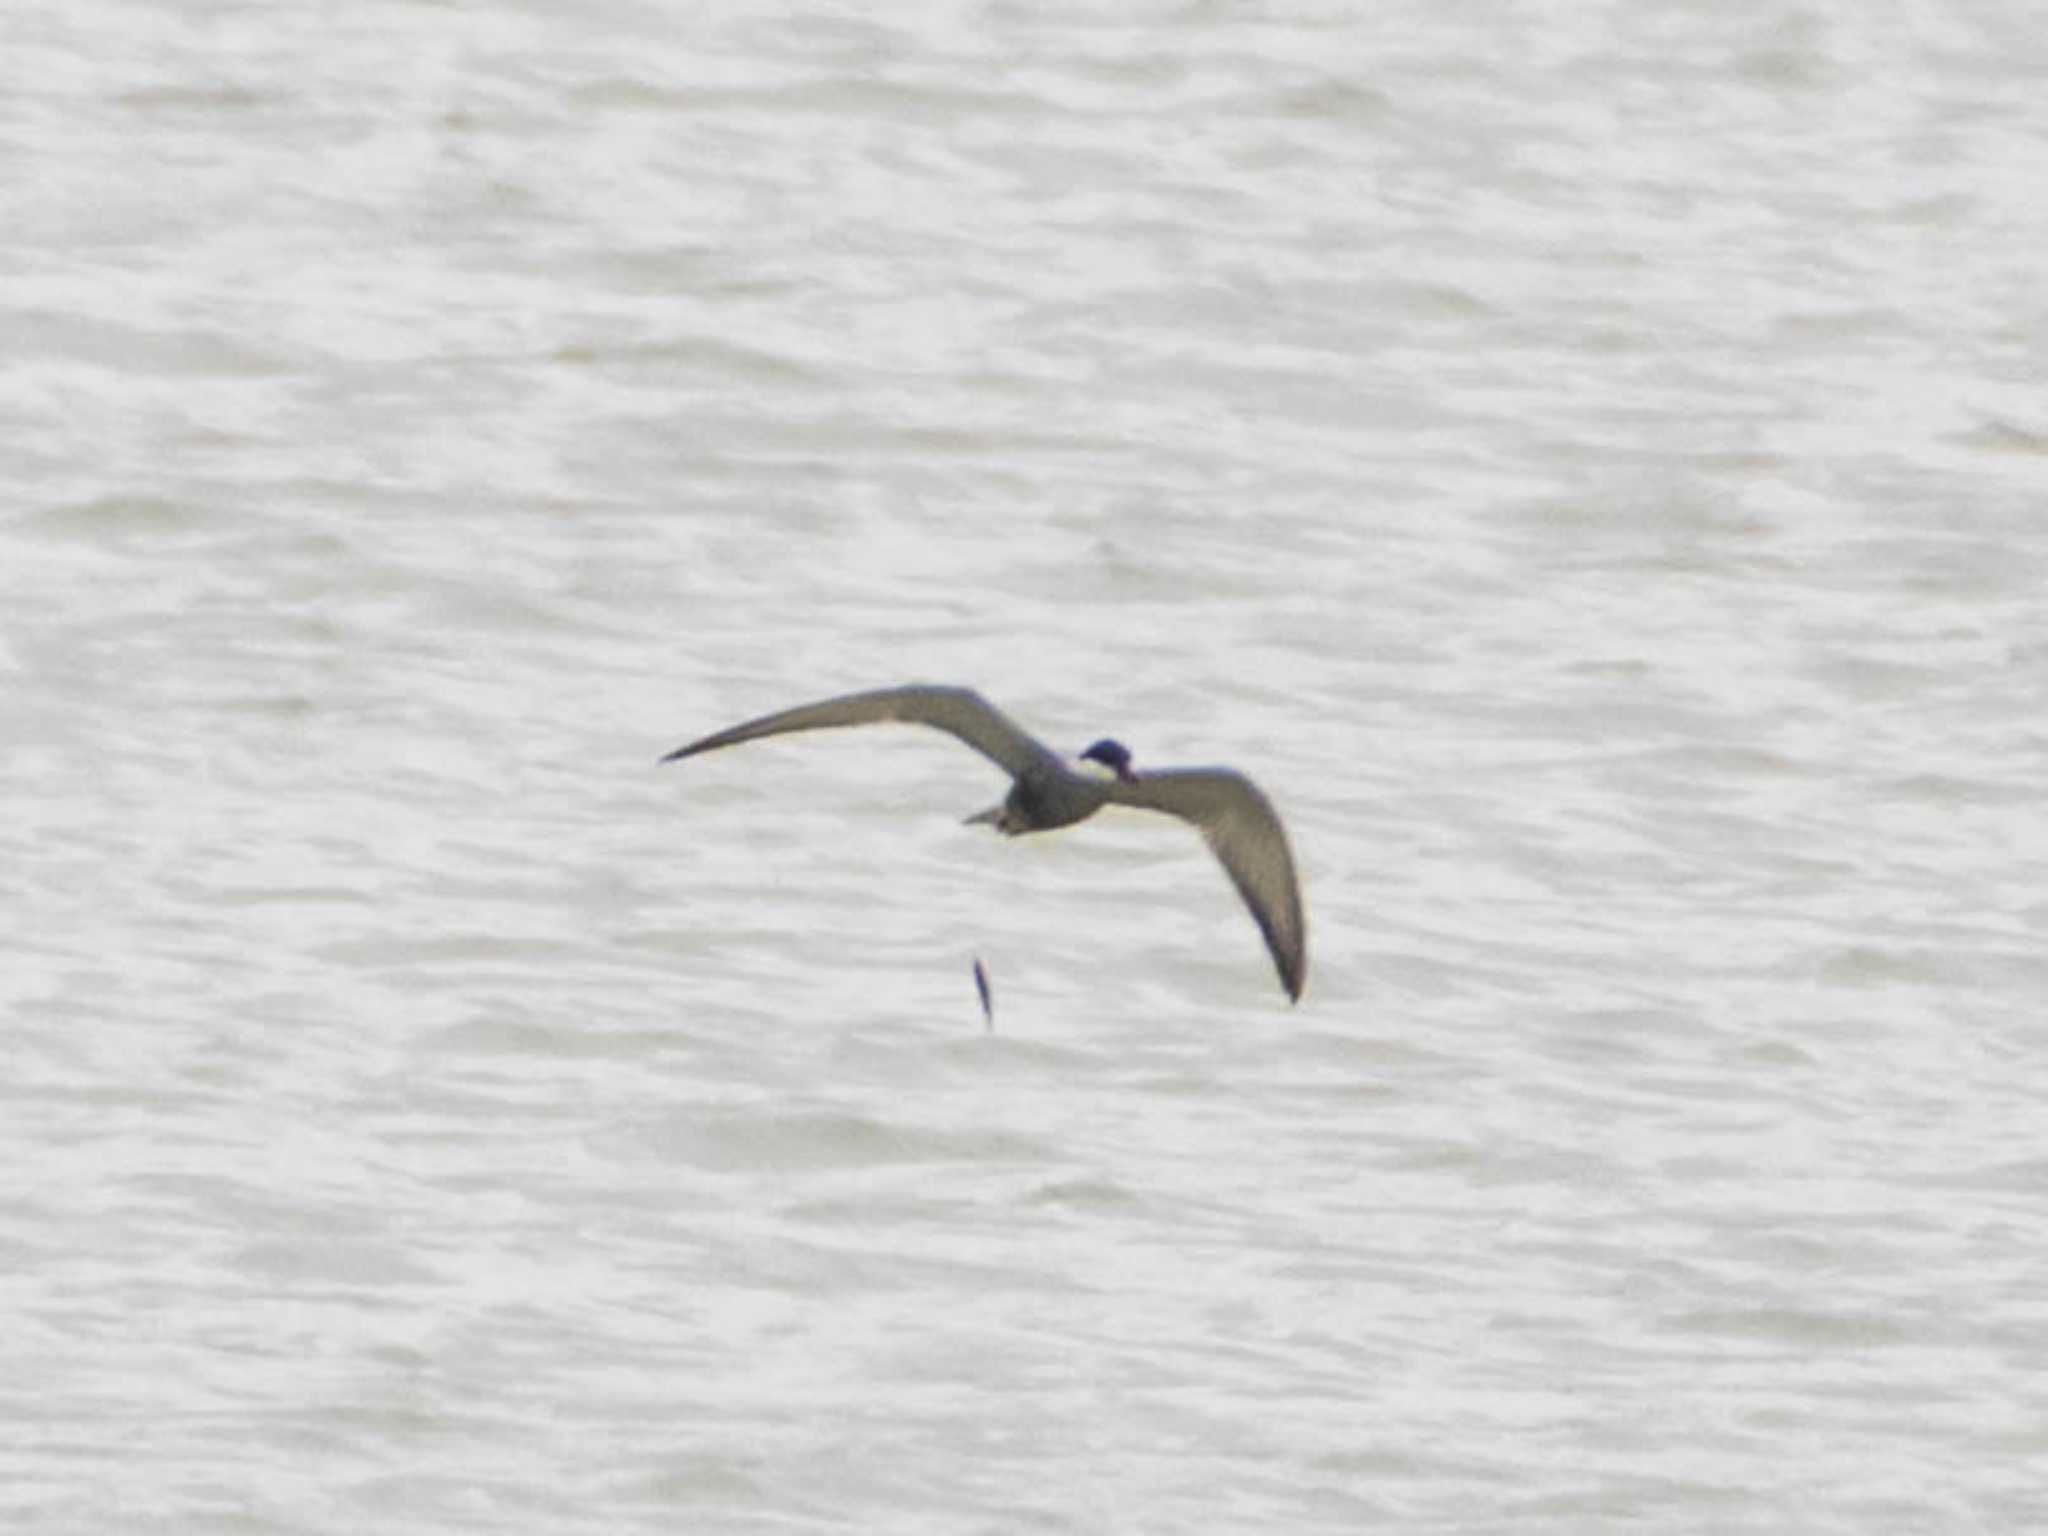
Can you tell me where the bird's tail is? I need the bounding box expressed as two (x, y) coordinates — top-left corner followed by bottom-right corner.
(965, 802), (1029, 834)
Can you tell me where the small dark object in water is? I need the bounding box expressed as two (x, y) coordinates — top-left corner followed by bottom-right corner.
(973, 957), (993, 1031)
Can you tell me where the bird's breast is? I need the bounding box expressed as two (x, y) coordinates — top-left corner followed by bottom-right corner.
(1011, 770), (1106, 832)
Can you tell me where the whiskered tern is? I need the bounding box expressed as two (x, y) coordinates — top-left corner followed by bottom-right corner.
(661, 685), (1307, 1002)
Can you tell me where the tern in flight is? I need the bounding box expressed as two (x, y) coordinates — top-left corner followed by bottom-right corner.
(660, 685), (1307, 1002)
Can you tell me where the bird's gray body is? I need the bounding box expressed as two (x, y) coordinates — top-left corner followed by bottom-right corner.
(662, 685), (1307, 1001)
(967, 756), (1112, 834)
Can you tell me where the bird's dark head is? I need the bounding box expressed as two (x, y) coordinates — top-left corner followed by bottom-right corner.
(1079, 738), (1137, 782)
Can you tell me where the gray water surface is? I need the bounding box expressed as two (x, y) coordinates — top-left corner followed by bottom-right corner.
(6, 3), (2047, 1531)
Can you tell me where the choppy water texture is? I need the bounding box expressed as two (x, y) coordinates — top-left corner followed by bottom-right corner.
(6, 2), (2048, 1530)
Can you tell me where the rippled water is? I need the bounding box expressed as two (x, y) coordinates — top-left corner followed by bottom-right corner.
(6, 2), (2047, 1530)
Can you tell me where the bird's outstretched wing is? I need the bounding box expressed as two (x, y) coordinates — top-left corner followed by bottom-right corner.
(661, 685), (1061, 778)
(1106, 768), (1307, 1002)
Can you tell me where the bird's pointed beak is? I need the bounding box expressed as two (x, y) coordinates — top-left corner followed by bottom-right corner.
(964, 806), (1000, 827)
